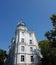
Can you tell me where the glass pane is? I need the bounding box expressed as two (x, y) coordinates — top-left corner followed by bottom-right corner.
(21, 55), (24, 62)
(31, 56), (34, 62)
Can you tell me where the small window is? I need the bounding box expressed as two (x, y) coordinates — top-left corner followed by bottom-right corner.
(29, 33), (32, 36)
(30, 40), (32, 44)
(21, 55), (24, 62)
(31, 56), (34, 62)
(21, 38), (24, 43)
(22, 31), (24, 35)
(21, 46), (24, 51)
(30, 47), (33, 52)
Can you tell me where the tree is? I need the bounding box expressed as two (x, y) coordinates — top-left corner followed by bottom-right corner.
(0, 49), (8, 65)
(39, 14), (56, 65)
(45, 14), (56, 65)
(45, 14), (56, 47)
(39, 40), (50, 65)
(39, 40), (49, 56)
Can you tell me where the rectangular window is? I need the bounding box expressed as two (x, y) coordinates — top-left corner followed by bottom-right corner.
(31, 56), (34, 62)
(30, 47), (33, 52)
(30, 40), (32, 44)
(22, 31), (24, 35)
(21, 55), (24, 62)
(21, 46), (24, 51)
(29, 33), (32, 36)
(21, 38), (24, 43)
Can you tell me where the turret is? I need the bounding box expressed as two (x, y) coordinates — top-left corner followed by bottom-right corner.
(16, 20), (27, 31)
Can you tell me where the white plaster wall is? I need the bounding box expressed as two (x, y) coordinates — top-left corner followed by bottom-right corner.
(15, 44), (18, 54)
(25, 45), (30, 54)
(18, 30), (39, 47)
(17, 54), (20, 64)
(14, 27), (39, 64)
(32, 33), (39, 48)
(26, 54), (32, 63)
(34, 55), (38, 63)
(25, 32), (29, 45)
(7, 23), (41, 65)
(17, 45), (37, 54)
(17, 45), (20, 53)
(17, 54), (26, 63)
(16, 32), (18, 43)
(14, 55), (16, 64)
(18, 45), (25, 53)
(15, 54), (38, 64)
(19, 31), (25, 43)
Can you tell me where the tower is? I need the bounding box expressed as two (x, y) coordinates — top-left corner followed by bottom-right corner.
(6, 20), (42, 65)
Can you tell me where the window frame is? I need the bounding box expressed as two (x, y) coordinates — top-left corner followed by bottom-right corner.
(21, 55), (25, 62)
(21, 38), (24, 43)
(29, 33), (32, 36)
(30, 47), (33, 52)
(31, 56), (34, 62)
(22, 31), (24, 35)
(21, 46), (24, 51)
(30, 40), (32, 44)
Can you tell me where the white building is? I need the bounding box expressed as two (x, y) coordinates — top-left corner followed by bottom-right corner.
(5, 20), (42, 65)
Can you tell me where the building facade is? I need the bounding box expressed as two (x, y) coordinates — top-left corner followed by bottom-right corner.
(5, 21), (42, 65)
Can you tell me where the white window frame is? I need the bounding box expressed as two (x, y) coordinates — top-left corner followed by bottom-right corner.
(21, 38), (24, 43)
(30, 40), (32, 44)
(21, 46), (24, 51)
(30, 47), (33, 52)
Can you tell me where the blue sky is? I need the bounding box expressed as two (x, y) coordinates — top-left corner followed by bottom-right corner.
(0, 0), (56, 50)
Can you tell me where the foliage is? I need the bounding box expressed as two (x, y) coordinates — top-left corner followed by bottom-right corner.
(45, 14), (56, 65)
(45, 14), (56, 47)
(50, 14), (56, 30)
(39, 40), (56, 65)
(39, 40), (50, 65)
(39, 14), (56, 65)
(39, 40), (49, 56)
(0, 49), (8, 65)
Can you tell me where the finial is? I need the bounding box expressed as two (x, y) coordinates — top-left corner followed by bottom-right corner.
(17, 18), (26, 27)
(19, 18), (24, 23)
